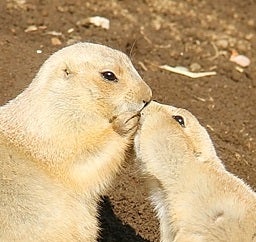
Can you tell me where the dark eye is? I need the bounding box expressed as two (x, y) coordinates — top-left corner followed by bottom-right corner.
(172, 115), (185, 127)
(101, 71), (118, 82)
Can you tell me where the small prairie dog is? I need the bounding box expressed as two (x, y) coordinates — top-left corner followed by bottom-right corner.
(0, 42), (152, 241)
(135, 101), (256, 242)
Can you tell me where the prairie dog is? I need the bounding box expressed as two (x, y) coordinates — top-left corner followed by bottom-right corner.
(0, 42), (152, 241)
(135, 101), (256, 242)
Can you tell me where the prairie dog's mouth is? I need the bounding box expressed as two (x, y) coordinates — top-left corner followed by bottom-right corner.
(138, 100), (151, 115)
(134, 101), (150, 128)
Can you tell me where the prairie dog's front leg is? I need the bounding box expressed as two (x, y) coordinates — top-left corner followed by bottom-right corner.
(148, 179), (175, 242)
(152, 191), (174, 242)
(111, 111), (141, 138)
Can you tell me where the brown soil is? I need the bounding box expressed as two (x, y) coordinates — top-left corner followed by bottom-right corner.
(0, 1), (255, 241)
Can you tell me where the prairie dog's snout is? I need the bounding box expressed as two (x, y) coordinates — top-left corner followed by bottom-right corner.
(138, 98), (152, 114)
(141, 86), (152, 105)
(138, 100), (159, 123)
(133, 81), (152, 113)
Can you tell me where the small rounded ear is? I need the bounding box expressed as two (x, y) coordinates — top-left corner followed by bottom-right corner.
(63, 66), (72, 78)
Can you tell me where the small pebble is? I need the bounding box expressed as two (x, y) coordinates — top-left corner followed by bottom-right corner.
(51, 37), (62, 46)
(88, 16), (110, 29)
(230, 53), (250, 67)
(247, 19), (255, 27)
(67, 28), (74, 34)
(24, 25), (38, 33)
(190, 63), (201, 72)
(215, 39), (229, 49)
(237, 40), (250, 52)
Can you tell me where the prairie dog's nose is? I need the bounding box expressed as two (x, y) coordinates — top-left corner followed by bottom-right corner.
(142, 99), (151, 109)
(141, 82), (152, 104)
(141, 100), (160, 114)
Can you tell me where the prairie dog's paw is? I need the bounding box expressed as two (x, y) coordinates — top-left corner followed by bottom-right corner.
(111, 112), (141, 137)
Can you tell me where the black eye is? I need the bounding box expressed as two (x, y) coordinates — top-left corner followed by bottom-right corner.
(101, 71), (118, 82)
(172, 115), (185, 127)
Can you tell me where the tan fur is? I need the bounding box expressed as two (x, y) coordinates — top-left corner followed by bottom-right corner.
(0, 42), (152, 241)
(135, 101), (256, 242)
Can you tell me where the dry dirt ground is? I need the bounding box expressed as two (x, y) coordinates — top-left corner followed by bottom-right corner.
(0, 0), (255, 241)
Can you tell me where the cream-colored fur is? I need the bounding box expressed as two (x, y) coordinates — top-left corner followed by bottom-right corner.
(0, 42), (152, 241)
(135, 101), (256, 242)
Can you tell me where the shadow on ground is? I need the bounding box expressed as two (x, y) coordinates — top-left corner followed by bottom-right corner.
(98, 196), (149, 242)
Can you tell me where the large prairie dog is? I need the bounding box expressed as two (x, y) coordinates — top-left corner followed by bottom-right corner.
(135, 101), (256, 242)
(0, 42), (152, 241)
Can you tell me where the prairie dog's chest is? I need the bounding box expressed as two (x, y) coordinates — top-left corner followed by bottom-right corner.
(1, 147), (98, 240)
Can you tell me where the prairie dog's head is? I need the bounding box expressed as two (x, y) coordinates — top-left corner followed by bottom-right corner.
(134, 101), (217, 179)
(30, 42), (152, 120)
